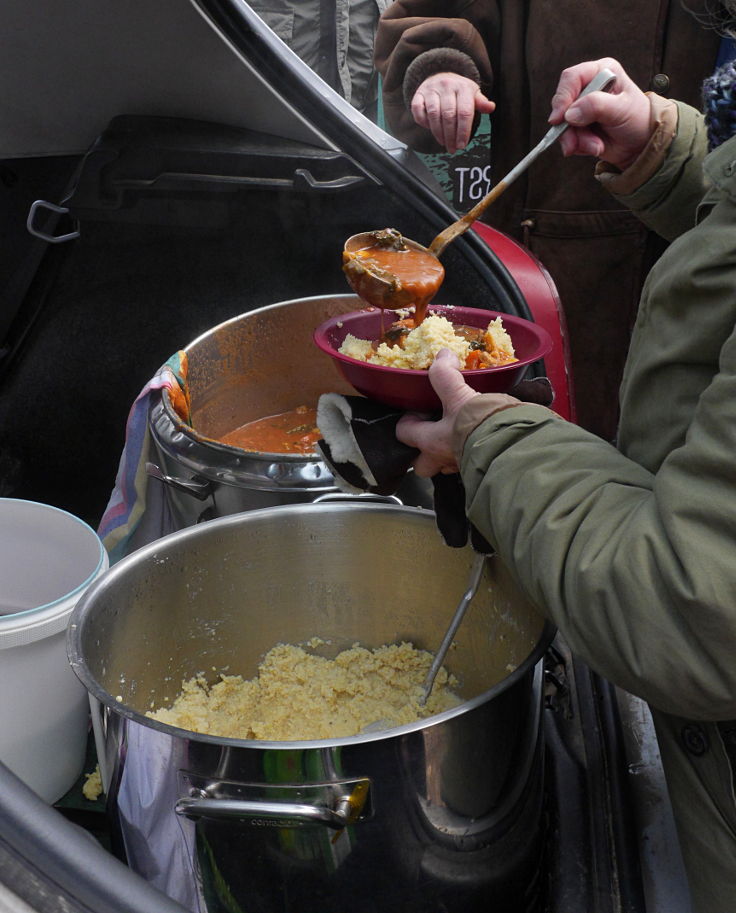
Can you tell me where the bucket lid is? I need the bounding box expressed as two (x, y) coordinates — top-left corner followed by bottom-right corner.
(0, 499), (108, 647)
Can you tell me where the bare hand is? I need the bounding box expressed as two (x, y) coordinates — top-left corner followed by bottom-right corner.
(549, 58), (652, 169)
(396, 349), (482, 477)
(411, 73), (495, 154)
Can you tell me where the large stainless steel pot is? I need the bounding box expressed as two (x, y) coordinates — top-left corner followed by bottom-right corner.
(148, 294), (432, 528)
(68, 503), (553, 913)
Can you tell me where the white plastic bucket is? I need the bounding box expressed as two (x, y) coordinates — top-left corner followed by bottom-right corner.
(0, 498), (108, 803)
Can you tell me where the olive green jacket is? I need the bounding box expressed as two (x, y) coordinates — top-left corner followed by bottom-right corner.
(458, 103), (736, 911)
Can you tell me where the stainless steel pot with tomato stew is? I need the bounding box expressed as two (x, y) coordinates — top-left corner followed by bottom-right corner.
(68, 502), (554, 913)
(148, 294), (433, 527)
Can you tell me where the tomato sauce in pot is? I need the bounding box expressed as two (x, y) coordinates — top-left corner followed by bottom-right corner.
(219, 406), (320, 455)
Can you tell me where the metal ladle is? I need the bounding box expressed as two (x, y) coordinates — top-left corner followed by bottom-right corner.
(343, 68), (617, 310)
(362, 550), (488, 733)
(419, 550), (487, 706)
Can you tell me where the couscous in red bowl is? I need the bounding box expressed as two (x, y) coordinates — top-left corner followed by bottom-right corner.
(313, 304), (553, 411)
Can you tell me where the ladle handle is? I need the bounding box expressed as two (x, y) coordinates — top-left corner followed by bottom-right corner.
(428, 67), (617, 257)
(419, 551), (487, 705)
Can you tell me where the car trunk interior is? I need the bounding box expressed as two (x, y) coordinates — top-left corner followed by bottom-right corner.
(0, 136), (664, 913)
(0, 114), (529, 526)
(0, 3), (691, 912)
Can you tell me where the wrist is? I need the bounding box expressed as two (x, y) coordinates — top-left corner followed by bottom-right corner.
(404, 48), (480, 109)
(451, 394), (521, 461)
(596, 94), (678, 194)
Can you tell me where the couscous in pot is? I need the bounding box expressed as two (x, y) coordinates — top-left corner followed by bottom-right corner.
(68, 502), (553, 913)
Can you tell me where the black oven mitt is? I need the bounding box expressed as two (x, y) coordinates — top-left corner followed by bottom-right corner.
(316, 377), (553, 551)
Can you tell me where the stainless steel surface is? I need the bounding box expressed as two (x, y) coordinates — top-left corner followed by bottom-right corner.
(68, 503), (552, 913)
(148, 294), (433, 527)
(175, 775), (369, 829)
(420, 550), (487, 706)
(313, 491), (403, 506)
(144, 463), (212, 501)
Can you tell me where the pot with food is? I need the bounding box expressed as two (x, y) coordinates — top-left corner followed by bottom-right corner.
(68, 502), (553, 913)
(148, 294), (434, 528)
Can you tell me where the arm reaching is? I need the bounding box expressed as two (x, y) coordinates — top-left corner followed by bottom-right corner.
(410, 72), (495, 154)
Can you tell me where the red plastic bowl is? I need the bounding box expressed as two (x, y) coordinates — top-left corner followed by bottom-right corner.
(313, 304), (553, 411)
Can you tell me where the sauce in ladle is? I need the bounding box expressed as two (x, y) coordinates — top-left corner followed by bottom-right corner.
(342, 229), (445, 325)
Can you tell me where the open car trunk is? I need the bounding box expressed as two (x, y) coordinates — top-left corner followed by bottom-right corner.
(0, 2), (691, 912)
(0, 0), (530, 527)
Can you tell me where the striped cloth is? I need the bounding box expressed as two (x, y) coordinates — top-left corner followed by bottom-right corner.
(97, 352), (188, 564)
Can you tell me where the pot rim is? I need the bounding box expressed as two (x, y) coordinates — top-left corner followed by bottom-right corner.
(159, 292), (365, 463)
(67, 502), (555, 748)
(149, 395), (337, 490)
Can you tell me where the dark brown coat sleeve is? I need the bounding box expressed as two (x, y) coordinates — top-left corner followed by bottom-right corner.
(374, 1), (499, 152)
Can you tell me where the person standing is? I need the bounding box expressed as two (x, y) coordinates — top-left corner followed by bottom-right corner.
(394, 45), (736, 911)
(374, 1), (721, 439)
(249, 0), (390, 118)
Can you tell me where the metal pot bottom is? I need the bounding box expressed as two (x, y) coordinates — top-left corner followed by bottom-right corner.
(69, 503), (552, 913)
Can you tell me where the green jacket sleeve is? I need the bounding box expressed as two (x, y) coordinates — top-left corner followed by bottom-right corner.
(460, 358), (736, 722)
(458, 108), (736, 723)
(610, 101), (710, 241)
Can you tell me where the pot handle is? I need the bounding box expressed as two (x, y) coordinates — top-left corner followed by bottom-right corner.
(175, 786), (367, 830)
(313, 492), (402, 506)
(145, 462), (212, 500)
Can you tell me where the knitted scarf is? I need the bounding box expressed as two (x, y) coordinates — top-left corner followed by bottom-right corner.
(702, 58), (736, 149)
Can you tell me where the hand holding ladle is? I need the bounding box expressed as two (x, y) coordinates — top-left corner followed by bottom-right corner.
(342, 68), (617, 312)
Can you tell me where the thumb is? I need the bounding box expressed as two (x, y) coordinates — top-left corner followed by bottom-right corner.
(474, 91), (495, 114)
(428, 348), (479, 413)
